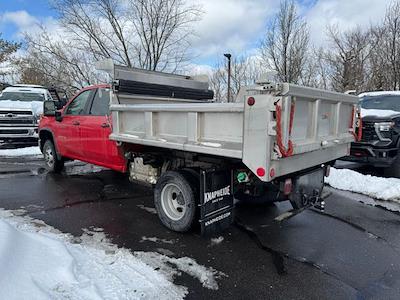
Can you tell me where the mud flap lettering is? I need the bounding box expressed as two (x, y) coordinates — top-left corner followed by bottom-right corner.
(199, 169), (234, 236)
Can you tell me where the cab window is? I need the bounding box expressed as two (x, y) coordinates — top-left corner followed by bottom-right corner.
(65, 90), (92, 115)
(90, 88), (110, 116)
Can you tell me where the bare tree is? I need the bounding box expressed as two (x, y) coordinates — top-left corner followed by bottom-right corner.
(51, 0), (201, 72)
(325, 26), (373, 92)
(260, 0), (309, 83)
(0, 33), (21, 81)
(377, 1), (400, 90)
(209, 55), (262, 102)
(21, 0), (201, 90)
(129, 0), (201, 71)
(20, 26), (99, 92)
(299, 47), (330, 89)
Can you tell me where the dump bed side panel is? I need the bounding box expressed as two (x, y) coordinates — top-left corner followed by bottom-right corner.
(110, 102), (244, 159)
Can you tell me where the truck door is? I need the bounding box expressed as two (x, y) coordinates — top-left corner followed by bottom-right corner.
(58, 89), (94, 159)
(80, 87), (126, 171)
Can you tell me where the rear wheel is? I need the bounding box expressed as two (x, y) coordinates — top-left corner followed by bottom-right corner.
(43, 140), (64, 173)
(384, 152), (400, 178)
(154, 171), (198, 232)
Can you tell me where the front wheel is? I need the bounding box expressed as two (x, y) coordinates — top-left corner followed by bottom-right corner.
(384, 152), (400, 178)
(154, 171), (198, 232)
(43, 140), (64, 173)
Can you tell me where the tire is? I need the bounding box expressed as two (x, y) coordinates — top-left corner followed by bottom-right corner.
(154, 171), (198, 232)
(43, 140), (64, 173)
(384, 152), (400, 178)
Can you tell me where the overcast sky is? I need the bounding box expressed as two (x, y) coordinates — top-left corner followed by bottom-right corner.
(0, 0), (391, 69)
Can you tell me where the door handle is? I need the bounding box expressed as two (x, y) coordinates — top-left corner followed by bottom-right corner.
(101, 123), (110, 128)
(72, 121), (80, 126)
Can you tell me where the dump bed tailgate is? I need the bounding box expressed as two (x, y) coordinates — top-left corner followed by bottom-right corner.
(242, 83), (358, 181)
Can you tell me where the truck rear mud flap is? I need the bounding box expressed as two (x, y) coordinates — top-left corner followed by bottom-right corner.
(199, 169), (234, 236)
(289, 168), (325, 209)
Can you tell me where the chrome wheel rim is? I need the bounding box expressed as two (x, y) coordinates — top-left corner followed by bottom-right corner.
(160, 183), (186, 221)
(44, 145), (54, 168)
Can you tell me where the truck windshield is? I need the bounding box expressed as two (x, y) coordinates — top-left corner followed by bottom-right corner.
(360, 95), (400, 112)
(0, 92), (45, 102)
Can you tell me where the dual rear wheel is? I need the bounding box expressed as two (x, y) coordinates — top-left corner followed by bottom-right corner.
(154, 171), (198, 232)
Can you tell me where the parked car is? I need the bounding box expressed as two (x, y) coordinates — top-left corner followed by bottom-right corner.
(38, 61), (358, 234)
(0, 84), (54, 147)
(343, 91), (400, 176)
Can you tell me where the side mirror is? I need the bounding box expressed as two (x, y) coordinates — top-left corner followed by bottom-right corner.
(43, 100), (56, 116)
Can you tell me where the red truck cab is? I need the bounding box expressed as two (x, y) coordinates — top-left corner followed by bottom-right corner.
(39, 84), (126, 173)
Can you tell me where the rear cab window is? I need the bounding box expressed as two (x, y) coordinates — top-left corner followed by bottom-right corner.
(90, 88), (111, 116)
(65, 90), (93, 115)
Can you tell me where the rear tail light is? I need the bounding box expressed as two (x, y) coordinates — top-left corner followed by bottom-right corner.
(257, 167), (266, 177)
(283, 178), (292, 196)
(247, 97), (255, 106)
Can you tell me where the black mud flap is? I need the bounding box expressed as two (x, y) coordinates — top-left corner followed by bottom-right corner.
(199, 169), (234, 237)
(289, 167), (325, 209)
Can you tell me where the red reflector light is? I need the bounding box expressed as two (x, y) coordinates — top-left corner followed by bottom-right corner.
(283, 178), (292, 195)
(247, 97), (255, 106)
(269, 168), (275, 178)
(256, 167), (265, 177)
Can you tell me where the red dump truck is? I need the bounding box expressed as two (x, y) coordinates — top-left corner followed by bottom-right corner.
(39, 60), (359, 234)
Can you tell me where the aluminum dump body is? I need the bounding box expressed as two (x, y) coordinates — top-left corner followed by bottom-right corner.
(97, 60), (358, 182)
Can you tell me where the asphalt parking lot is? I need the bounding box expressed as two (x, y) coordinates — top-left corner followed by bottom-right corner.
(1, 154), (400, 299)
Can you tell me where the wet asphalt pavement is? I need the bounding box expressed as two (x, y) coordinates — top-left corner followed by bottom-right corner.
(1, 154), (400, 299)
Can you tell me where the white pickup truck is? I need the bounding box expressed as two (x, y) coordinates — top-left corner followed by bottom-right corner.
(40, 61), (359, 235)
(0, 85), (54, 146)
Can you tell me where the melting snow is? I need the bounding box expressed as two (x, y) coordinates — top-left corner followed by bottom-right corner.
(361, 108), (400, 118)
(64, 163), (104, 175)
(0, 100), (43, 115)
(325, 168), (400, 203)
(141, 236), (174, 244)
(0, 209), (224, 299)
(200, 142), (222, 148)
(135, 252), (226, 290)
(0, 146), (42, 157)
(210, 236), (224, 246)
(137, 204), (158, 214)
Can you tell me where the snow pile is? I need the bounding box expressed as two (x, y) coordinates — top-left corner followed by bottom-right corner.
(325, 168), (400, 203)
(361, 108), (400, 118)
(0, 209), (224, 299)
(0, 146), (42, 157)
(0, 100), (43, 115)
